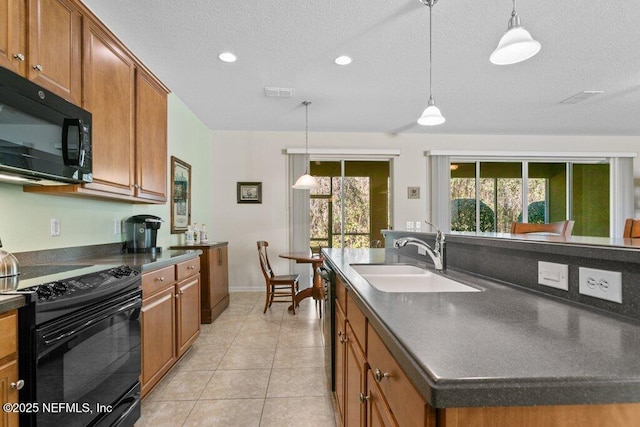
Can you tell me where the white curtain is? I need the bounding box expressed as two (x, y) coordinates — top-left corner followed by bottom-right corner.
(428, 154), (451, 233)
(610, 156), (634, 237)
(288, 154), (311, 288)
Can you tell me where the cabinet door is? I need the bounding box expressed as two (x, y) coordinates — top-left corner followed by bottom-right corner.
(141, 286), (176, 397)
(335, 302), (346, 424)
(135, 69), (167, 202)
(345, 322), (367, 427)
(211, 246), (229, 306)
(176, 274), (201, 357)
(0, 360), (19, 427)
(82, 20), (135, 195)
(367, 370), (397, 427)
(0, 0), (26, 75)
(27, 0), (81, 104)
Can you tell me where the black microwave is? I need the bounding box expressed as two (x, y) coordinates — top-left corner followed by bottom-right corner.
(0, 66), (92, 185)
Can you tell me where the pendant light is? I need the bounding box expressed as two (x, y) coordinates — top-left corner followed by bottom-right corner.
(292, 101), (319, 190)
(417, 0), (445, 127)
(490, 0), (541, 65)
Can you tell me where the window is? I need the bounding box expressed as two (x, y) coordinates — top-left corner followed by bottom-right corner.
(310, 160), (389, 249)
(449, 160), (611, 237)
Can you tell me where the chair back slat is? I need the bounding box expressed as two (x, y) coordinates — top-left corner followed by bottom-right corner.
(623, 218), (640, 238)
(510, 220), (575, 236)
(257, 241), (274, 279)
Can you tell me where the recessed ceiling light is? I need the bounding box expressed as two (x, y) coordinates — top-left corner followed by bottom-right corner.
(334, 55), (352, 66)
(218, 52), (237, 63)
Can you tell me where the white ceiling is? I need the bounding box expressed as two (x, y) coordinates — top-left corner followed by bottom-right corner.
(82, 0), (640, 136)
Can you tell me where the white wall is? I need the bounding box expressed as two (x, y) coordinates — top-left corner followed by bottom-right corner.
(0, 94), (212, 253)
(210, 131), (640, 292)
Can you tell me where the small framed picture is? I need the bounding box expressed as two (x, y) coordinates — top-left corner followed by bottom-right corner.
(171, 156), (191, 233)
(237, 182), (262, 204)
(407, 186), (420, 199)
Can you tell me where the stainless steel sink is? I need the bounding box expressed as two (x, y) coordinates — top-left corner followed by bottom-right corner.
(350, 264), (481, 293)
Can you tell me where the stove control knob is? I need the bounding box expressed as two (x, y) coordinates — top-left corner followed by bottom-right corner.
(36, 286), (53, 300)
(51, 282), (68, 295)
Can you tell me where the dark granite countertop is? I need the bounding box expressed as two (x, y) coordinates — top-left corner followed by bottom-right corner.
(74, 249), (202, 272)
(0, 294), (28, 314)
(323, 248), (640, 408)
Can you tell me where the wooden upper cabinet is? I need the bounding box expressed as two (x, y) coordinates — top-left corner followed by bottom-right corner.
(82, 19), (136, 196)
(28, 0), (82, 104)
(135, 70), (168, 201)
(0, 0), (27, 75)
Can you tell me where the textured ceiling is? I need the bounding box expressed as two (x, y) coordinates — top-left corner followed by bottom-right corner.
(82, 0), (640, 136)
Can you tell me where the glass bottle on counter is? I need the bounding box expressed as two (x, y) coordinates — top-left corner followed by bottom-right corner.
(200, 224), (209, 243)
(193, 223), (201, 244)
(185, 225), (194, 245)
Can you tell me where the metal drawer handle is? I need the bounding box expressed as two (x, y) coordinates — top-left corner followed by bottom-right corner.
(174, 293), (180, 299)
(11, 380), (24, 390)
(13, 53), (25, 61)
(374, 368), (390, 382)
(155, 277), (165, 282)
(33, 64), (43, 71)
(359, 393), (369, 404)
(187, 266), (195, 270)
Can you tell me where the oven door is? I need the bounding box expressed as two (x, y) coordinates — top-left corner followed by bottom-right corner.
(31, 289), (141, 427)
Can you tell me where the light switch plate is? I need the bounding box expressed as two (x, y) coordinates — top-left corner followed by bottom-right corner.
(50, 218), (60, 237)
(579, 267), (622, 304)
(538, 261), (568, 290)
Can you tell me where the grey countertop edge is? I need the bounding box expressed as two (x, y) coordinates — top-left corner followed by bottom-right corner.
(170, 242), (228, 250)
(0, 294), (28, 314)
(132, 250), (202, 272)
(323, 250), (640, 408)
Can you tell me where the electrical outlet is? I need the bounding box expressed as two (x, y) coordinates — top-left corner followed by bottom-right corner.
(50, 218), (60, 237)
(538, 261), (568, 291)
(114, 219), (122, 234)
(579, 267), (622, 304)
(406, 221), (414, 230)
(414, 221), (422, 231)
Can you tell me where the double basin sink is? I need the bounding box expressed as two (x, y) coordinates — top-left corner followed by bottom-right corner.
(350, 264), (481, 293)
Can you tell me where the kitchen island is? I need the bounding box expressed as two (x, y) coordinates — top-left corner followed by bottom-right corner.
(323, 246), (640, 426)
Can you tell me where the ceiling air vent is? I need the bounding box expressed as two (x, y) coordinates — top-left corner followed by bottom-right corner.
(560, 91), (604, 104)
(264, 87), (295, 98)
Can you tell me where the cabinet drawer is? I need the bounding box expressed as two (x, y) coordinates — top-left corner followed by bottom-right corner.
(346, 292), (366, 354)
(0, 310), (17, 361)
(336, 275), (347, 314)
(176, 257), (200, 280)
(142, 265), (176, 298)
(367, 324), (427, 427)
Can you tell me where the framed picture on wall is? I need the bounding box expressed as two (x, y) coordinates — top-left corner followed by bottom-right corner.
(171, 156), (191, 233)
(237, 182), (262, 204)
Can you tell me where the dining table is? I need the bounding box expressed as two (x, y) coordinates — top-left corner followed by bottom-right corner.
(279, 251), (324, 313)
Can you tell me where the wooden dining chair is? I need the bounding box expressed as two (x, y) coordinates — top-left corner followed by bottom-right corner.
(257, 241), (300, 314)
(623, 218), (640, 238)
(510, 220), (575, 236)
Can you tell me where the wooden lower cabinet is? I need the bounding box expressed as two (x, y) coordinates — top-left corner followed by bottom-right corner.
(141, 258), (201, 397)
(140, 285), (176, 397)
(335, 302), (346, 423)
(170, 243), (229, 323)
(0, 310), (18, 427)
(367, 370), (396, 427)
(345, 322), (367, 427)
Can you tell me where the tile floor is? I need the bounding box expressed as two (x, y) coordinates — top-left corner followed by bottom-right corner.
(136, 292), (338, 426)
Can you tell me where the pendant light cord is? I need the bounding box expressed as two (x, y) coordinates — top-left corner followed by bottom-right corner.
(428, 0), (434, 99)
(303, 101), (311, 173)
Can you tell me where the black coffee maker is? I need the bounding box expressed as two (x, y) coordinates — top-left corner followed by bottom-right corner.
(125, 215), (163, 253)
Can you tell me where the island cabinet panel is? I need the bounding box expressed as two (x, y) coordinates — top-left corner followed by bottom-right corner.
(336, 274), (347, 314)
(0, 0), (27, 75)
(367, 370), (397, 427)
(82, 20), (135, 196)
(345, 322), (367, 427)
(367, 323), (432, 427)
(135, 69), (167, 202)
(438, 403), (640, 427)
(346, 291), (366, 354)
(27, 0), (82, 104)
(335, 302), (347, 423)
(175, 273), (200, 357)
(0, 310), (18, 427)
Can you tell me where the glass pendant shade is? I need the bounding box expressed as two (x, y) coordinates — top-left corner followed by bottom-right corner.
(490, 26), (540, 65)
(417, 97), (446, 126)
(292, 173), (319, 190)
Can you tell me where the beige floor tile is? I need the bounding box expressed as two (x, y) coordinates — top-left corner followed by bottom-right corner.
(273, 346), (325, 369)
(135, 400), (196, 427)
(267, 367), (329, 398)
(200, 369), (270, 400)
(260, 396), (336, 427)
(277, 329), (324, 348)
(218, 346), (276, 370)
(174, 345), (227, 371)
(149, 369), (214, 401)
(184, 399), (264, 427)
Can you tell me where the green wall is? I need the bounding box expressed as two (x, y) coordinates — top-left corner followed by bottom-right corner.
(0, 94), (212, 253)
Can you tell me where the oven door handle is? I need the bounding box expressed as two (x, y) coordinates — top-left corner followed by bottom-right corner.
(43, 298), (141, 346)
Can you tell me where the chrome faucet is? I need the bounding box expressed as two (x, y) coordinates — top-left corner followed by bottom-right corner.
(393, 221), (446, 271)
